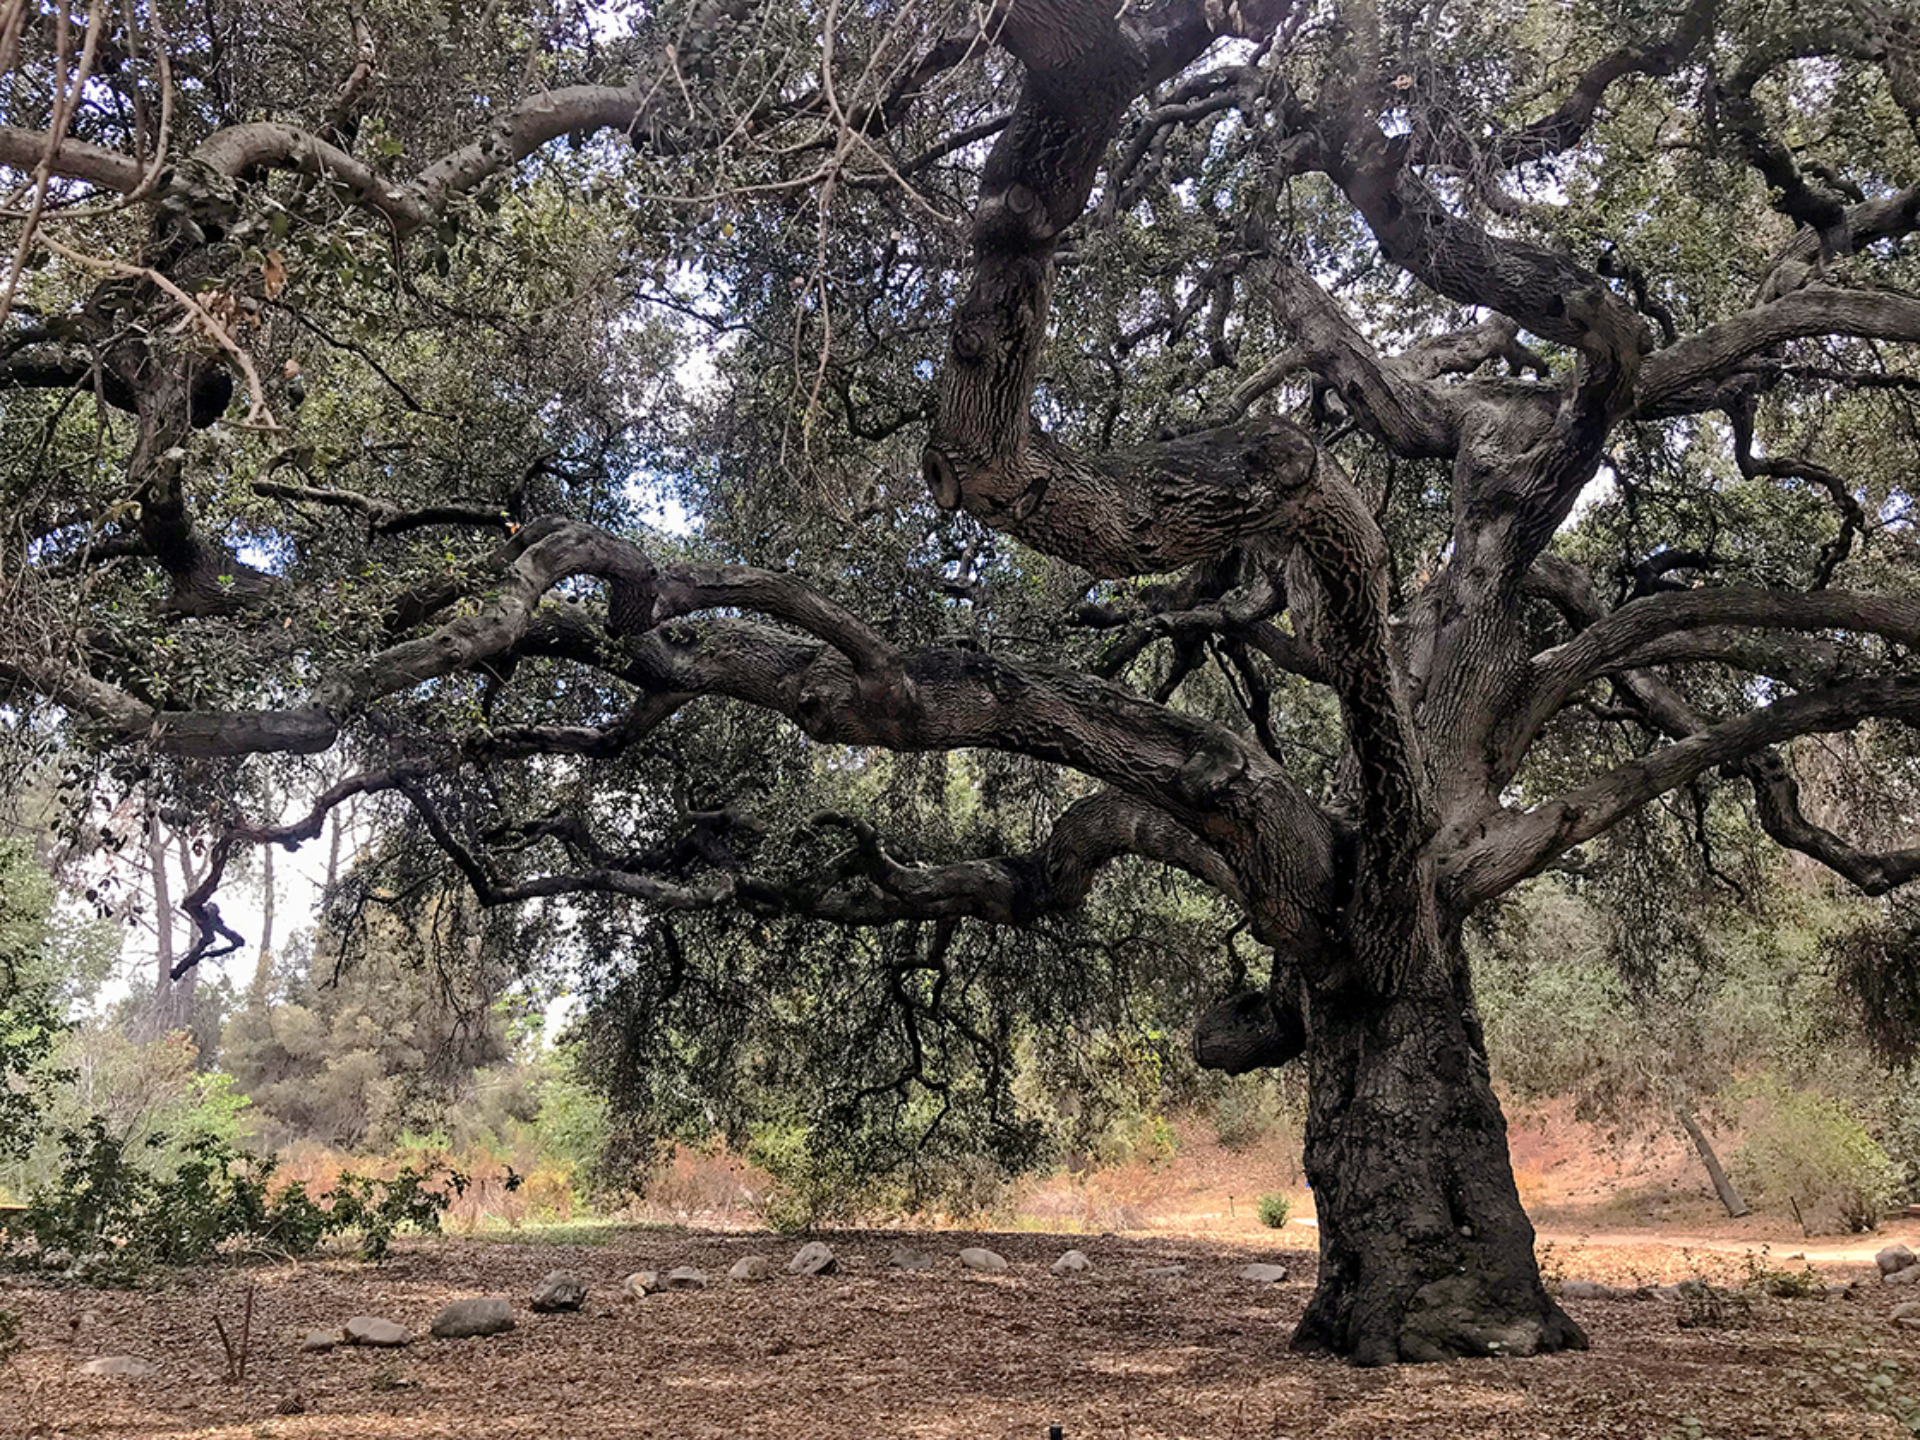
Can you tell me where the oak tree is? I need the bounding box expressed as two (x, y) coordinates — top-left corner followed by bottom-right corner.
(5, 0), (1920, 1363)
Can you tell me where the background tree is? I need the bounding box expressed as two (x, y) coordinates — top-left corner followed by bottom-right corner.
(3, 0), (1920, 1364)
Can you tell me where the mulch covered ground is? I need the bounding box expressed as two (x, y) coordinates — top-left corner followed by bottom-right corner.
(3, 1228), (1915, 1439)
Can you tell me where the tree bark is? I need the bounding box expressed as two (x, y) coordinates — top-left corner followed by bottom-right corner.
(1676, 1105), (1750, 1219)
(1238, 919), (1584, 1365)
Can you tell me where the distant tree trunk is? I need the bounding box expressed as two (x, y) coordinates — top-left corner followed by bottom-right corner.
(253, 839), (276, 996)
(138, 805), (179, 1040)
(325, 807), (344, 894)
(1288, 916), (1586, 1366)
(1676, 1105), (1750, 1219)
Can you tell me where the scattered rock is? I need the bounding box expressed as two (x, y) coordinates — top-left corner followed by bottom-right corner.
(298, 1330), (343, 1353)
(1892, 1301), (1920, 1322)
(431, 1297), (516, 1339)
(529, 1271), (587, 1313)
(622, 1270), (660, 1298)
(958, 1247), (1008, 1273)
(664, 1266), (708, 1290)
(1886, 1265), (1920, 1287)
(1237, 1263), (1289, 1285)
(1559, 1280), (1616, 1301)
(1142, 1264), (1187, 1279)
(888, 1247), (934, 1271)
(788, 1241), (837, 1277)
(77, 1355), (154, 1378)
(343, 1315), (412, 1348)
(1878, 1245), (1917, 1277)
(1052, 1250), (1093, 1276)
(729, 1255), (774, 1282)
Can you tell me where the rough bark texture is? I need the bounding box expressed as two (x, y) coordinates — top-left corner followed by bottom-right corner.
(1294, 941), (1584, 1364)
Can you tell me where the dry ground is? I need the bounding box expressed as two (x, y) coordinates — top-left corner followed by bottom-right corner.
(6, 1226), (1920, 1440)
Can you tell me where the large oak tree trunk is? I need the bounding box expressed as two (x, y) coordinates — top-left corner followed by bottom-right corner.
(1288, 920), (1584, 1365)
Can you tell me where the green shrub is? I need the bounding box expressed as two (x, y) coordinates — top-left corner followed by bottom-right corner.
(325, 1165), (468, 1260)
(1257, 1192), (1291, 1229)
(743, 1122), (879, 1231)
(16, 1119), (465, 1273)
(1730, 1079), (1901, 1233)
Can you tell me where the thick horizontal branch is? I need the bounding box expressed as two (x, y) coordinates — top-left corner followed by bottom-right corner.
(1638, 286), (1920, 417)
(1446, 676), (1920, 906)
(1524, 586), (1920, 736)
(0, 124), (144, 190)
(793, 789), (1245, 924)
(252, 479), (512, 536)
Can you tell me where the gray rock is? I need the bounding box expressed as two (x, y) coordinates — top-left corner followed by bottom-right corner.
(1052, 1250), (1093, 1276)
(298, 1330), (343, 1353)
(888, 1247), (934, 1271)
(958, 1247), (1008, 1273)
(1886, 1264), (1920, 1286)
(1892, 1301), (1920, 1322)
(430, 1297), (516, 1339)
(1237, 1263), (1289, 1285)
(529, 1271), (587, 1313)
(728, 1255), (774, 1282)
(788, 1241), (837, 1276)
(622, 1270), (660, 1298)
(1559, 1280), (1616, 1301)
(1142, 1264), (1187, 1279)
(1650, 1284), (1686, 1301)
(664, 1265), (708, 1290)
(343, 1315), (411, 1348)
(1878, 1244), (1918, 1276)
(77, 1355), (154, 1378)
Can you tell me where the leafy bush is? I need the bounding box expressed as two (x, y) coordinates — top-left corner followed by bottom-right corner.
(1730, 1079), (1901, 1233)
(16, 1120), (465, 1272)
(325, 1165), (469, 1260)
(1211, 1084), (1276, 1151)
(1674, 1279), (1753, 1330)
(1740, 1248), (1824, 1299)
(743, 1123), (879, 1232)
(1258, 1192), (1291, 1229)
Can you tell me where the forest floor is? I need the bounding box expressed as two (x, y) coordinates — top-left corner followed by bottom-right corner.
(9, 1222), (1920, 1439)
(11, 1107), (1920, 1440)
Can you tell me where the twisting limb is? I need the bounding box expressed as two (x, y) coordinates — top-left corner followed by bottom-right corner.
(173, 765), (437, 975)
(1253, 255), (1466, 459)
(797, 790), (1247, 923)
(1724, 396), (1865, 589)
(1475, 0), (1718, 171)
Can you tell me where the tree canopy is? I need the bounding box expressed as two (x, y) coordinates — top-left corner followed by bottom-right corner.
(4, 0), (1920, 1364)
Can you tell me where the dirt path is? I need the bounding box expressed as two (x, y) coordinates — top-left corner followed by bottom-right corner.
(5, 1227), (1917, 1440)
